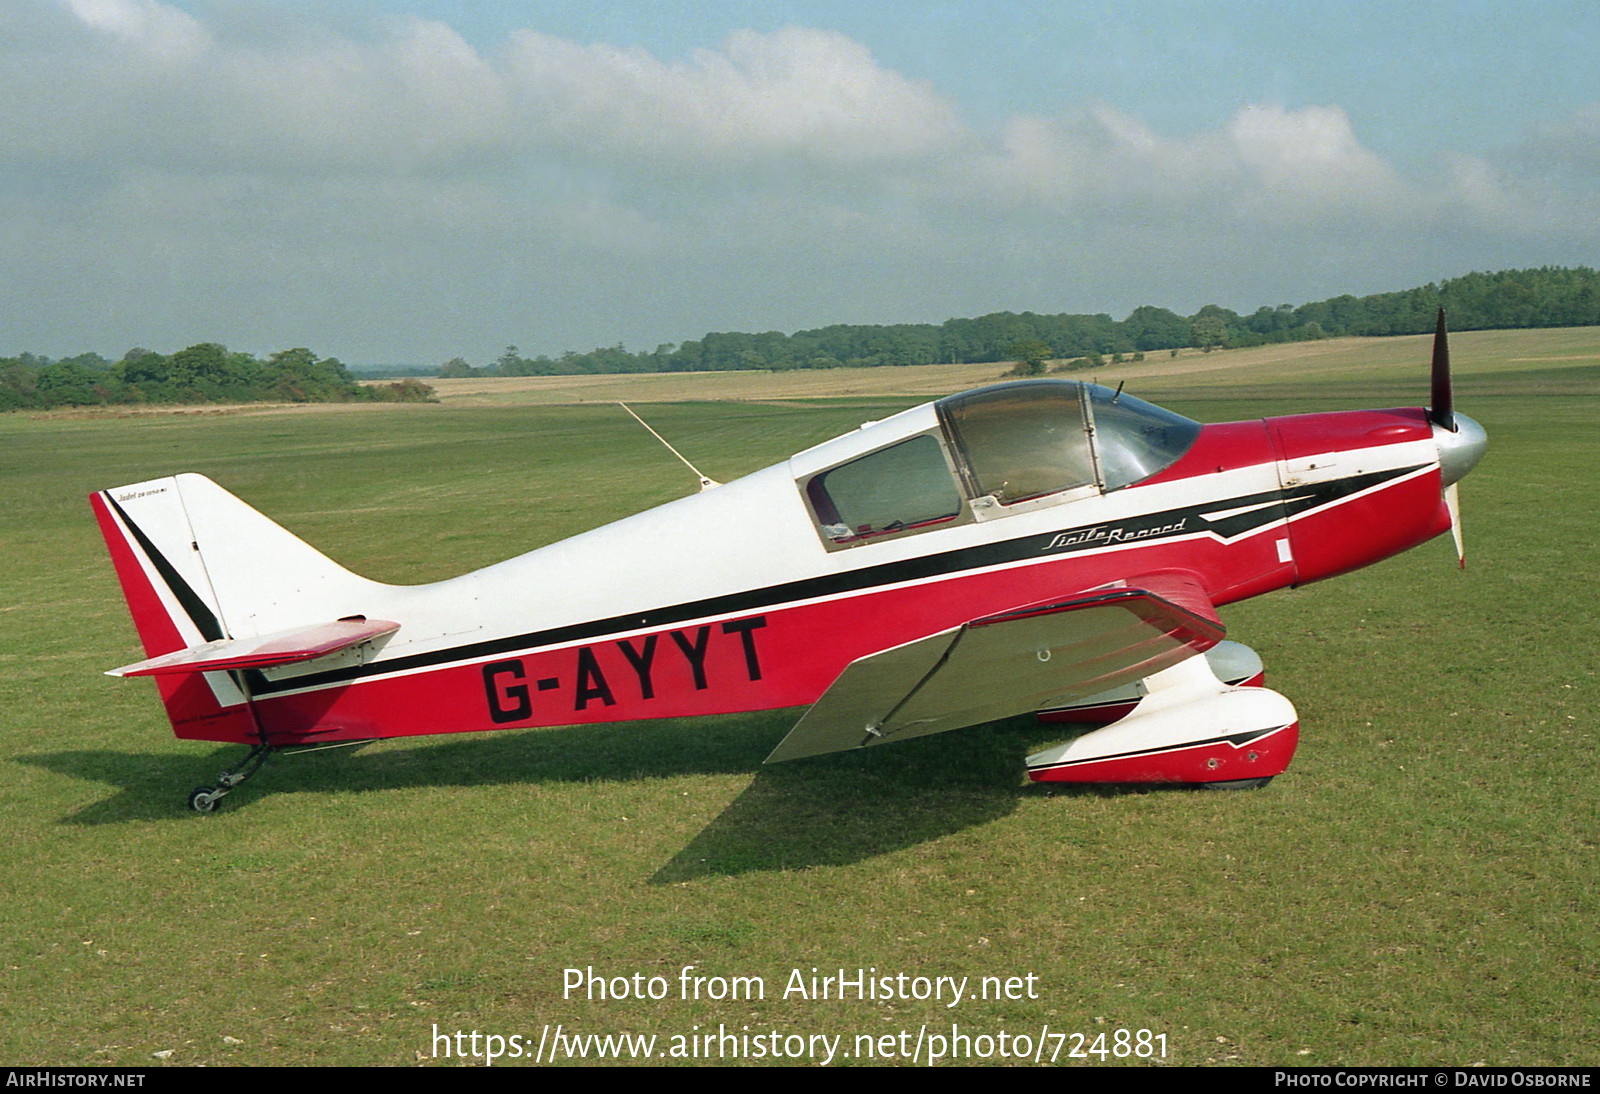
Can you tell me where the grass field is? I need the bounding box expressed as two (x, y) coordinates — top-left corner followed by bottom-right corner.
(2, 330), (1595, 1066)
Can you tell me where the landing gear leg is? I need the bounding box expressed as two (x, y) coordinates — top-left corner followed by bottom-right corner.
(187, 744), (274, 813)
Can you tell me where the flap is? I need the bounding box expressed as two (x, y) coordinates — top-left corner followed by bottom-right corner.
(107, 618), (399, 677)
(765, 573), (1221, 763)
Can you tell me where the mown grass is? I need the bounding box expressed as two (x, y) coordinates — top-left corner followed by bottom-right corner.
(0, 331), (1594, 1066)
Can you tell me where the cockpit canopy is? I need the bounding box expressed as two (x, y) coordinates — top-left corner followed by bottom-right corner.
(802, 379), (1200, 548)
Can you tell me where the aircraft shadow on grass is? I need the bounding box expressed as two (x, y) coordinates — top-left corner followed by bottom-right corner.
(650, 720), (1040, 882)
(22, 713), (794, 824)
(20, 713), (1132, 874)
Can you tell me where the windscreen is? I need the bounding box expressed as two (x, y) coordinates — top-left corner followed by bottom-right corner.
(1085, 384), (1201, 490)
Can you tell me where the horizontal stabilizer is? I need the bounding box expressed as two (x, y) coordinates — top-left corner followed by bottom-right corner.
(766, 573), (1222, 763)
(107, 618), (399, 677)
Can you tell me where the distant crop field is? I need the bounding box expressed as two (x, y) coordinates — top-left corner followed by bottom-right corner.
(1, 328), (1593, 1066)
(421, 326), (1600, 407)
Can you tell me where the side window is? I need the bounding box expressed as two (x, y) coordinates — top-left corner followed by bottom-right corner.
(806, 435), (964, 546)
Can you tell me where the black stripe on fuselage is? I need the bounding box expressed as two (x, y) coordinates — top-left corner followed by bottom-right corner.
(251, 464), (1424, 696)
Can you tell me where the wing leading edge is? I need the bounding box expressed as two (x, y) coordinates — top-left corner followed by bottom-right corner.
(765, 571), (1222, 763)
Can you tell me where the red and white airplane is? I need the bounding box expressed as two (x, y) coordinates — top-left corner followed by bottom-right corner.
(92, 313), (1485, 811)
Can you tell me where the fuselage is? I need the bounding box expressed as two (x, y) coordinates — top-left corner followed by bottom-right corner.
(214, 381), (1467, 748)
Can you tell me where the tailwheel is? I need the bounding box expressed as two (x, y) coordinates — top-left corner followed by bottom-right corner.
(178, 740), (373, 812)
(188, 786), (222, 813)
(185, 744), (275, 813)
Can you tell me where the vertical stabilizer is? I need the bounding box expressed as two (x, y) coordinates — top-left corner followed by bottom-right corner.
(91, 475), (388, 743)
(168, 473), (385, 638)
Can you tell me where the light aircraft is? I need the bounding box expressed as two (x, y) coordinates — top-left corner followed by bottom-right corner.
(92, 312), (1485, 811)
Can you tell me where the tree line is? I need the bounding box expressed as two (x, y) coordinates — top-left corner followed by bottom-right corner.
(444, 266), (1600, 377)
(1, 344), (436, 412)
(10, 266), (1596, 408)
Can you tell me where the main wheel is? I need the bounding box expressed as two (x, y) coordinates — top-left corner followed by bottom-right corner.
(188, 786), (221, 813)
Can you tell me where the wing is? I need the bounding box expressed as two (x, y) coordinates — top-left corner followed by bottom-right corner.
(765, 571), (1221, 763)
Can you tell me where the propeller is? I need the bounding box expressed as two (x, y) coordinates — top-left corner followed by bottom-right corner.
(1428, 307), (1455, 433)
(1425, 307), (1486, 569)
(1443, 482), (1465, 569)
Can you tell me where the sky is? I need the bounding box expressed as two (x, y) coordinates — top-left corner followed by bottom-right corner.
(4, 0), (1597, 365)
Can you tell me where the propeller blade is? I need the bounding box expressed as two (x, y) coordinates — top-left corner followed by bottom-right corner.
(1444, 481), (1465, 569)
(1429, 307), (1455, 432)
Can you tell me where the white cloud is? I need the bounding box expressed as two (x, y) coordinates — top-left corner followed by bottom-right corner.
(1398, 104), (1600, 243)
(63, 0), (208, 61)
(1225, 104), (1401, 199)
(1509, 103), (1600, 178)
(1440, 156), (1597, 241)
(972, 102), (1411, 224)
(501, 26), (965, 166)
(26, 6), (964, 178)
